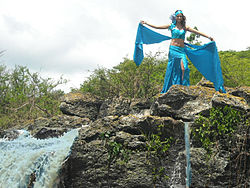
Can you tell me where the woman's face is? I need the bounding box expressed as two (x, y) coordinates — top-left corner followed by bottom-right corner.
(176, 14), (183, 22)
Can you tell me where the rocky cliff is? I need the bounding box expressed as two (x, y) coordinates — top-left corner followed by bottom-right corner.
(1, 84), (249, 188)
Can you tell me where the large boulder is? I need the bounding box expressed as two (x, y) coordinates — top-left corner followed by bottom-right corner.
(59, 92), (102, 120)
(98, 97), (151, 118)
(151, 85), (215, 121)
(57, 86), (248, 187)
(59, 114), (187, 188)
(228, 86), (250, 105)
(150, 85), (249, 121)
(212, 92), (249, 112)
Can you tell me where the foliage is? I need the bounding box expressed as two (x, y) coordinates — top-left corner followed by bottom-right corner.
(100, 131), (131, 165)
(145, 124), (172, 186)
(186, 26), (202, 45)
(219, 49), (250, 87)
(0, 64), (66, 129)
(192, 106), (243, 155)
(192, 106), (249, 186)
(100, 131), (131, 188)
(80, 53), (167, 99)
(79, 47), (249, 100)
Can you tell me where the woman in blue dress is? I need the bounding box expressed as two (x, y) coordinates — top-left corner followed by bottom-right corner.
(140, 10), (214, 93)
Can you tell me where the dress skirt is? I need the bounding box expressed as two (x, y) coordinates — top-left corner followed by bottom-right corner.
(161, 45), (190, 93)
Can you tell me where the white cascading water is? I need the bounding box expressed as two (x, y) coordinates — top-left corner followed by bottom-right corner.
(184, 122), (191, 188)
(169, 122), (192, 188)
(0, 129), (79, 188)
(169, 154), (183, 188)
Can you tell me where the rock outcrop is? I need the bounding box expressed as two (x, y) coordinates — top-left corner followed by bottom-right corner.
(57, 85), (249, 188)
(1, 85), (249, 187)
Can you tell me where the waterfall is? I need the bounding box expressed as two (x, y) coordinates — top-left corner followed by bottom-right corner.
(184, 122), (191, 188)
(169, 122), (192, 188)
(0, 129), (79, 188)
(169, 154), (183, 188)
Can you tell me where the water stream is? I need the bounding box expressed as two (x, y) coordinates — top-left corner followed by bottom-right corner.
(184, 122), (192, 188)
(169, 154), (183, 188)
(0, 122), (192, 187)
(169, 122), (192, 188)
(0, 129), (79, 188)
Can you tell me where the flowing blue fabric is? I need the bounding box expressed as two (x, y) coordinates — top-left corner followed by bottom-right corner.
(161, 45), (190, 93)
(133, 23), (171, 67)
(184, 42), (225, 92)
(133, 23), (226, 93)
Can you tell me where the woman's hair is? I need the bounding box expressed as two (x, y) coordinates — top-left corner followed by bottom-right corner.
(175, 10), (186, 29)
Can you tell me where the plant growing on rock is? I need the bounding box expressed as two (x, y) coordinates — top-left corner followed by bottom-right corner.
(192, 106), (242, 155)
(100, 131), (131, 188)
(191, 106), (249, 187)
(145, 124), (172, 187)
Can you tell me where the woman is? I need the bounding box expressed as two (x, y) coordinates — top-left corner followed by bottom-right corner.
(140, 10), (214, 93)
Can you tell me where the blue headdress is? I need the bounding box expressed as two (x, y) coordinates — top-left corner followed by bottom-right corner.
(175, 10), (183, 17)
(169, 10), (183, 30)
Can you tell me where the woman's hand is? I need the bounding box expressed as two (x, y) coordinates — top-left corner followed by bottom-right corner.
(140, 20), (146, 25)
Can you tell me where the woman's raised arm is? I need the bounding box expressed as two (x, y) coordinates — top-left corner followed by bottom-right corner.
(186, 26), (214, 41)
(140, 21), (170, 29)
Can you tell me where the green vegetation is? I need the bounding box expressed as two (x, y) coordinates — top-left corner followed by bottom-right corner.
(186, 26), (202, 45)
(79, 48), (250, 99)
(145, 124), (172, 187)
(0, 64), (66, 130)
(1, 43), (249, 130)
(219, 49), (250, 87)
(100, 131), (131, 166)
(80, 53), (167, 99)
(191, 106), (243, 155)
(100, 131), (131, 188)
(191, 106), (249, 186)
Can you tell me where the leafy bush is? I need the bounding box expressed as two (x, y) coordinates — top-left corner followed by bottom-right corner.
(80, 54), (167, 99)
(192, 106), (243, 154)
(0, 65), (66, 129)
(219, 49), (250, 87)
(192, 106), (249, 186)
(79, 48), (250, 99)
(100, 131), (131, 188)
(145, 124), (172, 186)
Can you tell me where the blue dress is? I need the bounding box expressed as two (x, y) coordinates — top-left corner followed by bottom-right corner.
(133, 23), (226, 93)
(161, 26), (189, 93)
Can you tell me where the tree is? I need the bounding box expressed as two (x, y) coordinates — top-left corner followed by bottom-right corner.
(79, 48), (249, 99)
(79, 53), (167, 99)
(0, 65), (66, 129)
(186, 26), (202, 45)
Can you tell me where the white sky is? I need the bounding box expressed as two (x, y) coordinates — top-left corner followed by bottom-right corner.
(0, 0), (249, 93)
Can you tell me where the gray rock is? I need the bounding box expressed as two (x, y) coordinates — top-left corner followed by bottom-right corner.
(59, 114), (187, 187)
(59, 92), (102, 120)
(151, 85), (215, 121)
(212, 92), (249, 112)
(2, 85), (249, 187)
(228, 86), (250, 104)
(98, 97), (131, 118)
(151, 85), (249, 121)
